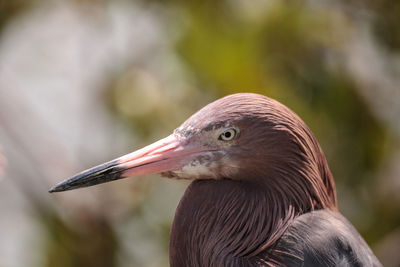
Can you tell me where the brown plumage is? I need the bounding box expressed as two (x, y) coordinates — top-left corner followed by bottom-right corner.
(50, 93), (381, 266)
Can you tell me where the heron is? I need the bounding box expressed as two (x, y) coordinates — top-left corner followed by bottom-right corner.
(50, 93), (381, 266)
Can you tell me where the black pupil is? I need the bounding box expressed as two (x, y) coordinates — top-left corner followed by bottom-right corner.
(224, 131), (232, 138)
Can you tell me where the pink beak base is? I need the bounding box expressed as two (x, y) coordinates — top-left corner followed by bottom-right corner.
(49, 134), (196, 193)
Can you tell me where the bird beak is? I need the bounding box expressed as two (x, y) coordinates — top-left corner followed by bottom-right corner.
(49, 134), (196, 193)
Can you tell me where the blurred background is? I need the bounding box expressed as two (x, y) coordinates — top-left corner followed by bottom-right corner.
(0, 0), (399, 266)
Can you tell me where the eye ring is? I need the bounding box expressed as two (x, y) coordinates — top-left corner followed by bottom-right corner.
(219, 128), (237, 141)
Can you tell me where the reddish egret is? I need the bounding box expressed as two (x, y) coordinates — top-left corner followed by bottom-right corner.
(50, 93), (381, 266)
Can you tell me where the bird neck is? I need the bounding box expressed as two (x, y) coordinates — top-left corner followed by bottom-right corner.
(169, 179), (304, 267)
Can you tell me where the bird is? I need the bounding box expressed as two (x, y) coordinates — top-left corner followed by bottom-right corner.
(50, 93), (382, 267)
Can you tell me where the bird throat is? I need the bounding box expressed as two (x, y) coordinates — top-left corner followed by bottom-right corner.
(169, 179), (302, 267)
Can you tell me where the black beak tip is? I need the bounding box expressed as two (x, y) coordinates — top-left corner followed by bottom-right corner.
(48, 187), (57, 193)
(48, 184), (65, 193)
(48, 159), (123, 194)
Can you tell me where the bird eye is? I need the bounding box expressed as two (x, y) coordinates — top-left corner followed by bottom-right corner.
(219, 128), (237, 141)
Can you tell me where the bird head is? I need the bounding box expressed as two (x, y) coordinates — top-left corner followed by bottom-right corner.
(50, 93), (336, 210)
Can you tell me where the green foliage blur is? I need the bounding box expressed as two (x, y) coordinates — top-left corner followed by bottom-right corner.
(1, 0), (399, 266)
